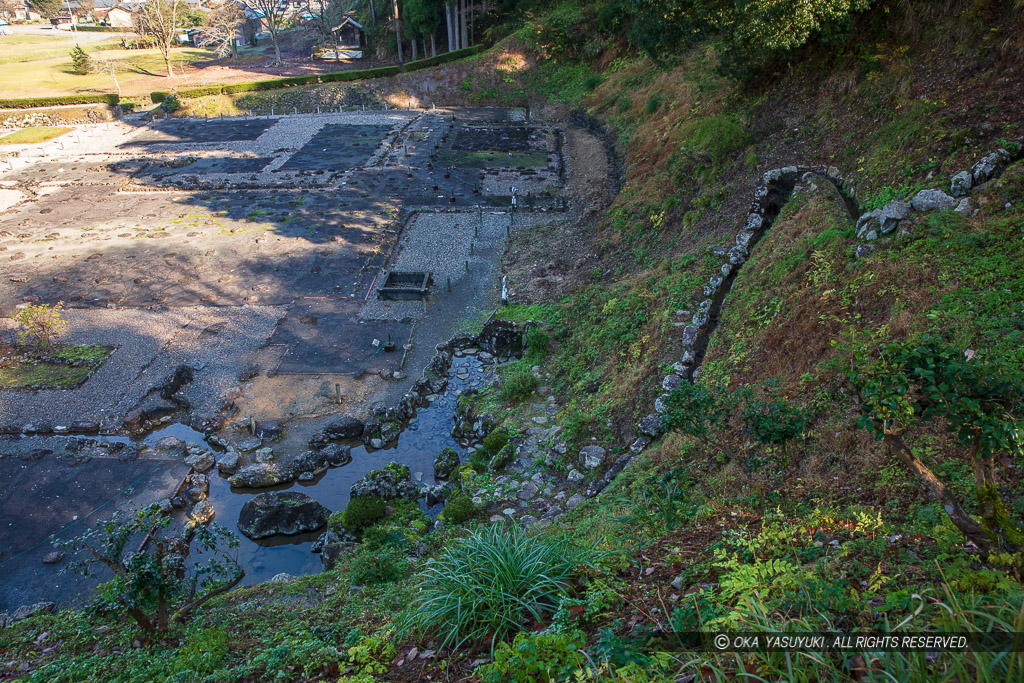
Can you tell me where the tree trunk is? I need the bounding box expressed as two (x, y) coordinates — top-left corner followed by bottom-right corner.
(886, 432), (996, 552)
(368, 0), (375, 25)
(445, 4), (454, 51)
(392, 0), (403, 62)
(969, 434), (1024, 550)
(459, 0), (468, 50)
(430, 32), (436, 57)
(410, 36), (418, 60)
(469, 0), (474, 46)
(163, 48), (174, 77)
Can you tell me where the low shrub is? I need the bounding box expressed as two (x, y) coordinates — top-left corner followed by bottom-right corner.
(442, 494), (479, 524)
(476, 630), (586, 683)
(404, 45), (486, 72)
(406, 525), (607, 650)
(341, 496), (387, 529)
(161, 95), (182, 113)
(150, 91), (168, 104)
(0, 94), (119, 109)
(348, 546), (409, 585)
(524, 327), (549, 359)
(481, 428), (509, 457)
(499, 361), (538, 401)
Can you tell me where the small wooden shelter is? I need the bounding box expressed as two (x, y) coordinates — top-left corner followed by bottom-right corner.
(330, 16), (364, 59)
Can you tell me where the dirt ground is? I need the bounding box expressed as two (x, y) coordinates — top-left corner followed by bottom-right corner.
(0, 104), (584, 610)
(502, 103), (619, 303)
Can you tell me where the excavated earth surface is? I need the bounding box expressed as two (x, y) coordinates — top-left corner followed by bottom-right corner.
(0, 106), (574, 609)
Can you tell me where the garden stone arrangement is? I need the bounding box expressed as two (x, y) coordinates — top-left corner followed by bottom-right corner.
(0, 106), (568, 610)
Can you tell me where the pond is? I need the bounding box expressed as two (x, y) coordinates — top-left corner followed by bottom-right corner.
(195, 354), (485, 584)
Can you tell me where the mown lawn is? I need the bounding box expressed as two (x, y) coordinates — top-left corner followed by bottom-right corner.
(0, 126), (72, 144)
(0, 41), (217, 99)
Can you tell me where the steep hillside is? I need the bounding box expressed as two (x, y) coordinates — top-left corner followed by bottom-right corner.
(3, 2), (1024, 681)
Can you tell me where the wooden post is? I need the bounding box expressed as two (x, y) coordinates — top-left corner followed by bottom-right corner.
(335, 383), (342, 404)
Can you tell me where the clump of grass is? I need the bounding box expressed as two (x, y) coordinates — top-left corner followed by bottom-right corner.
(405, 525), (607, 651)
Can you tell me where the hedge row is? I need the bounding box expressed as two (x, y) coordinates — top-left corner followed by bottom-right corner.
(0, 93), (120, 110)
(405, 44), (487, 72)
(74, 25), (124, 32)
(149, 45), (487, 104)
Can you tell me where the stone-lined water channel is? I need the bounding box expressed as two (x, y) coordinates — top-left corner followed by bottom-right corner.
(204, 354), (487, 585)
(0, 354), (490, 609)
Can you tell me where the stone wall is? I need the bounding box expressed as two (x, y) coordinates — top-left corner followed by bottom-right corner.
(0, 105), (118, 130)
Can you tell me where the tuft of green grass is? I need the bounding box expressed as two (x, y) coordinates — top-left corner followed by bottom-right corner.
(0, 127), (72, 145)
(404, 525), (607, 651)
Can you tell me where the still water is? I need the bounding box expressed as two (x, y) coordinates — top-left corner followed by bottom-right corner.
(194, 355), (483, 584)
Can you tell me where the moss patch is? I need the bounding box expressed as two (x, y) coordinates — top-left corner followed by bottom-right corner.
(0, 345), (113, 389)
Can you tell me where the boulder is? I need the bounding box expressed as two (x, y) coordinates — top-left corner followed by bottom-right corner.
(638, 414), (662, 437)
(972, 151), (1004, 184)
(320, 534), (356, 571)
(184, 450), (215, 473)
(255, 419), (281, 440)
(350, 462), (418, 500)
(950, 170), (972, 197)
(189, 500), (215, 525)
(579, 445), (605, 469)
(488, 443), (516, 472)
(321, 443), (352, 467)
(517, 482), (539, 501)
(42, 551), (65, 565)
(662, 374), (682, 392)
(566, 494), (586, 511)
(910, 189), (957, 212)
(229, 463), (287, 488)
(139, 396), (180, 422)
(955, 198), (972, 214)
(9, 602), (55, 624)
(433, 447), (460, 479)
(855, 209), (881, 239)
(155, 436), (183, 451)
(680, 326), (700, 350)
(323, 415), (364, 440)
(217, 451), (241, 475)
(289, 449), (328, 477)
(422, 482), (451, 506)
(878, 200), (910, 234)
(727, 246), (747, 266)
(567, 468), (585, 483)
(254, 447), (274, 464)
(238, 491), (330, 540)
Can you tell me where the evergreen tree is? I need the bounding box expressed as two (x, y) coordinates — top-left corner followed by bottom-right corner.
(70, 45), (94, 75)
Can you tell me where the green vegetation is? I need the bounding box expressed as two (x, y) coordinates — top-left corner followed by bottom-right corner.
(404, 525), (607, 651)
(69, 45), (94, 75)
(0, 344), (113, 389)
(0, 94), (120, 109)
(0, 126), (72, 145)
(330, 496), (387, 535)
(54, 505), (243, 634)
(440, 493), (479, 524)
(4, 1), (1024, 681)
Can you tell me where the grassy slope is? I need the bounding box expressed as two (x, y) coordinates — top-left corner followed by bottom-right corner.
(0, 33), (216, 99)
(3, 3), (1024, 681)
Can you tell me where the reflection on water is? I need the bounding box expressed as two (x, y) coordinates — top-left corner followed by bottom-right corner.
(199, 355), (483, 584)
